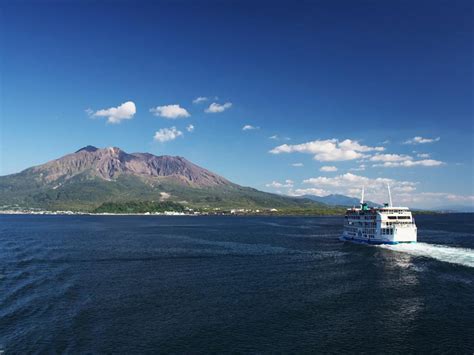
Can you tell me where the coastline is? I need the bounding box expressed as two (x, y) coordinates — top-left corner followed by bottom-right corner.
(0, 209), (345, 217)
(0, 210), (452, 217)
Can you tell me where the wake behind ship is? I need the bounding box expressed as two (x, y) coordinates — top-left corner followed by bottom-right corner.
(341, 186), (417, 245)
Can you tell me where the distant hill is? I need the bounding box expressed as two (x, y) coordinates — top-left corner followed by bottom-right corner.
(301, 194), (382, 207)
(0, 146), (340, 213)
(432, 205), (474, 213)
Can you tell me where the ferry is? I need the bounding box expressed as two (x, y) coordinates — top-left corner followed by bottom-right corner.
(341, 185), (417, 245)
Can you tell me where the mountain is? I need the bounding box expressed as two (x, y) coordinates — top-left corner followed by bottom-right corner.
(301, 194), (381, 207)
(0, 146), (338, 213)
(28, 145), (230, 187)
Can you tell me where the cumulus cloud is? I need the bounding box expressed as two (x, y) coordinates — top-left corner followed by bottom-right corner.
(91, 101), (136, 124)
(192, 97), (208, 104)
(288, 188), (328, 196)
(369, 153), (443, 168)
(205, 102), (232, 113)
(370, 153), (413, 162)
(350, 164), (366, 171)
(269, 135), (290, 141)
(394, 192), (474, 209)
(404, 136), (440, 145)
(417, 153), (430, 158)
(320, 166), (338, 172)
(292, 163), (304, 167)
(186, 124), (195, 132)
(269, 139), (385, 162)
(373, 159), (444, 168)
(150, 104), (190, 119)
(153, 127), (183, 142)
(407, 192), (474, 203)
(242, 124), (259, 131)
(265, 171), (470, 208)
(302, 173), (418, 204)
(265, 179), (294, 188)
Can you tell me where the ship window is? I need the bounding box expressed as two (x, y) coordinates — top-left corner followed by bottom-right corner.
(388, 216), (397, 220)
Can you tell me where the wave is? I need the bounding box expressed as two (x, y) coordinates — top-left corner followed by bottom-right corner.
(379, 242), (474, 268)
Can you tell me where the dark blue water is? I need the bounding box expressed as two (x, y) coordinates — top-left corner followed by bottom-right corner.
(1, 214), (473, 353)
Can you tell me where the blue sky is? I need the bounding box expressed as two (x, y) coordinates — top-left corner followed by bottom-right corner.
(1, 0), (472, 208)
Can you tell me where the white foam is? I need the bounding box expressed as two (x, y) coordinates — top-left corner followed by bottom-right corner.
(379, 242), (474, 268)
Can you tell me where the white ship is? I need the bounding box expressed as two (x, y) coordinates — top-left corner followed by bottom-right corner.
(341, 185), (417, 245)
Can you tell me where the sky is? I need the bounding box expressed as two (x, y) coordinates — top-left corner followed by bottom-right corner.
(1, 0), (473, 208)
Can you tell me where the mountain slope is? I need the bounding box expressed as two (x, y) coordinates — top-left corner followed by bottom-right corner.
(26, 145), (230, 187)
(0, 146), (333, 212)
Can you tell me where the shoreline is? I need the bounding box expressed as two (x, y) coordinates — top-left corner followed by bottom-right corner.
(0, 210), (458, 217)
(0, 210), (344, 217)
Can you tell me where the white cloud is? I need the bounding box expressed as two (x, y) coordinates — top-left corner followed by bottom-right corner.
(242, 124), (259, 131)
(269, 139), (385, 162)
(91, 101), (136, 124)
(265, 179), (294, 188)
(369, 153), (443, 168)
(192, 97), (208, 104)
(395, 192), (474, 209)
(288, 188), (328, 196)
(417, 153), (430, 158)
(338, 140), (385, 153)
(291, 163), (304, 167)
(269, 135), (290, 141)
(373, 159), (444, 168)
(85, 108), (94, 115)
(205, 102), (232, 113)
(350, 164), (366, 171)
(150, 104), (190, 119)
(302, 173), (418, 204)
(266, 172), (470, 208)
(320, 165), (338, 172)
(370, 153), (413, 162)
(404, 136), (440, 145)
(153, 127), (183, 142)
(186, 124), (194, 132)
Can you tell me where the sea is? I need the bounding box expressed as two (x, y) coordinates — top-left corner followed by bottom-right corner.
(1, 214), (473, 353)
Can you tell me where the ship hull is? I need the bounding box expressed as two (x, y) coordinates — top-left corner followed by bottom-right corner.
(340, 235), (416, 245)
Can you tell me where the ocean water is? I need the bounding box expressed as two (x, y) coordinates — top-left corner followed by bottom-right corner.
(0, 214), (473, 353)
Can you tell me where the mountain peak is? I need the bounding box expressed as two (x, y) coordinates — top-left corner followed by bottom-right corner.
(75, 145), (99, 153)
(28, 146), (231, 187)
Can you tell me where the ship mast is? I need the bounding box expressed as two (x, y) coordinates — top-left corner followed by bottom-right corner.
(387, 183), (393, 207)
(360, 186), (365, 204)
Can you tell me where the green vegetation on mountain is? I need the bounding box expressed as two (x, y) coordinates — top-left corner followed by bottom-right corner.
(93, 201), (186, 214)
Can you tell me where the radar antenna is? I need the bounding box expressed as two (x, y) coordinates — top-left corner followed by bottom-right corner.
(387, 183), (393, 207)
